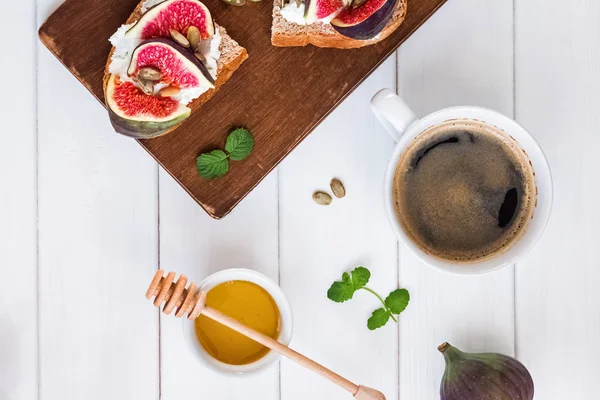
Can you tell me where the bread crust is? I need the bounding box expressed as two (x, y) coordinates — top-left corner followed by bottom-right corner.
(271, 0), (407, 48)
(103, 0), (248, 137)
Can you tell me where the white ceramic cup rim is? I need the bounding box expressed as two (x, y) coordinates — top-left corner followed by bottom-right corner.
(183, 268), (294, 375)
(371, 89), (553, 275)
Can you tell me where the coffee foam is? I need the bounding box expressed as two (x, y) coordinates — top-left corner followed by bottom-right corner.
(393, 119), (537, 263)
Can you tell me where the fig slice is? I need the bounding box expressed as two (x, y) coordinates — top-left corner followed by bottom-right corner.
(106, 74), (191, 138)
(304, 0), (345, 23)
(106, 38), (215, 138)
(126, 39), (214, 90)
(332, 0), (388, 27)
(331, 0), (397, 39)
(126, 0), (215, 41)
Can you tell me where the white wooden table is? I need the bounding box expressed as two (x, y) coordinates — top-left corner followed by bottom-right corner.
(2, 0), (598, 398)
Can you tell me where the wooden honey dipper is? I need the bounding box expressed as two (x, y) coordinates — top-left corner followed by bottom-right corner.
(146, 270), (386, 400)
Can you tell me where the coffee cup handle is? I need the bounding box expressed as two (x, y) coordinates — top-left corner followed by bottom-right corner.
(370, 89), (418, 142)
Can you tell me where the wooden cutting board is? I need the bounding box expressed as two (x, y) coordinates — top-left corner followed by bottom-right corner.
(39, 0), (446, 218)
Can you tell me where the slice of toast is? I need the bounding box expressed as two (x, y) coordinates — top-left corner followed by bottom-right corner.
(103, 0), (248, 138)
(271, 0), (407, 48)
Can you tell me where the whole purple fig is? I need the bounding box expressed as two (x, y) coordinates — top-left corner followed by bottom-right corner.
(438, 342), (534, 400)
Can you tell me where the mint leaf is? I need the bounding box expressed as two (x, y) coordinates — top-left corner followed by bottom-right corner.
(367, 308), (391, 330)
(342, 272), (351, 283)
(196, 150), (229, 179)
(327, 268), (370, 303)
(225, 128), (254, 161)
(327, 272), (355, 303)
(351, 267), (370, 290)
(385, 289), (410, 315)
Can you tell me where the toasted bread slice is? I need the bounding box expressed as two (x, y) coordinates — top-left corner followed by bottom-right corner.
(103, 0), (248, 138)
(271, 0), (407, 48)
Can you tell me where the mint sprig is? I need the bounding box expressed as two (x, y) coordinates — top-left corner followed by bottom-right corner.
(196, 128), (254, 180)
(327, 266), (410, 331)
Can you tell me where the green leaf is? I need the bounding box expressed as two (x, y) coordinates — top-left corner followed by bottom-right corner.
(367, 308), (391, 330)
(327, 267), (371, 303)
(225, 128), (255, 161)
(327, 273), (355, 303)
(351, 267), (370, 290)
(342, 272), (351, 284)
(385, 289), (410, 315)
(196, 150), (229, 179)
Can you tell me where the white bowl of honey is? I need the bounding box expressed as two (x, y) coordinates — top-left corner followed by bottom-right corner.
(183, 268), (293, 374)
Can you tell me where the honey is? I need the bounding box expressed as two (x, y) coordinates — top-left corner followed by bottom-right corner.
(195, 280), (281, 365)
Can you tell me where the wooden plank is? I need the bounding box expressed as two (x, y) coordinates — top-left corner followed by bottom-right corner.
(279, 57), (398, 400)
(38, 0), (447, 219)
(515, 0), (600, 397)
(396, 1), (515, 398)
(158, 171), (279, 400)
(0, 0), (38, 399)
(37, 0), (160, 397)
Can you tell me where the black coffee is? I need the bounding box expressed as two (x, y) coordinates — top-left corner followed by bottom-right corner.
(393, 119), (536, 263)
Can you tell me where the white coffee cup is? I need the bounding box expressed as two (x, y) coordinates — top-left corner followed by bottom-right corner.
(370, 89), (553, 275)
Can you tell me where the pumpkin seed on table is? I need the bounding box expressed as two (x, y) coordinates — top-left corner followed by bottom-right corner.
(313, 191), (333, 206)
(138, 67), (161, 81)
(186, 26), (201, 51)
(330, 178), (346, 198)
(169, 29), (190, 47)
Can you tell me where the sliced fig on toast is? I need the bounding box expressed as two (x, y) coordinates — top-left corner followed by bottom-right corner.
(331, 0), (397, 40)
(127, 39), (214, 89)
(304, 0), (346, 24)
(106, 74), (191, 138)
(126, 0), (215, 41)
(106, 39), (215, 138)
